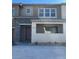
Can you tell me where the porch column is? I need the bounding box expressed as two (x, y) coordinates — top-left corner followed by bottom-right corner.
(63, 23), (66, 40)
(63, 23), (66, 34)
(32, 22), (36, 43)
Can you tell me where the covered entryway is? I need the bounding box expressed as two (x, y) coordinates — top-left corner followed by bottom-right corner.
(20, 25), (31, 43)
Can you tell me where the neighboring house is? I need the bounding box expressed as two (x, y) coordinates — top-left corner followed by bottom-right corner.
(12, 3), (66, 44)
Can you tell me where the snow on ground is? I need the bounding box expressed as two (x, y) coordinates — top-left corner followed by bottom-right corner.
(12, 45), (66, 59)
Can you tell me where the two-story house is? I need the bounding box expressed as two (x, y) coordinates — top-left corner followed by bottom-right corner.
(12, 3), (66, 44)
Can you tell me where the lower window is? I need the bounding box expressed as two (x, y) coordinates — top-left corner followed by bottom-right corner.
(36, 24), (63, 33)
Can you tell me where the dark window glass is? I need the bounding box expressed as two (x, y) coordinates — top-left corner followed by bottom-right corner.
(51, 9), (56, 17)
(39, 9), (44, 12)
(51, 9), (55, 12)
(39, 13), (43, 17)
(26, 9), (30, 13)
(45, 9), (50, 17)
(45, 9), (50, 12)
(39, 9), (44, 17)
(36, 24), (63, 33)
(51, 13), (55, 17)
(45, 13), (50, 17)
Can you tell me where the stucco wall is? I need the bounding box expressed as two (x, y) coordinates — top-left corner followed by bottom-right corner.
(32, 22), (66, 43)
(12, 4), (62, 19)
(61, 5), (66, 19)
(12, 5), (19, 16)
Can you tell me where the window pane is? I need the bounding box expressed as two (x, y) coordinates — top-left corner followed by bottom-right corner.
(45, 13), (50, 17)
(51, 13), (55, 17)
(45, 9), (50, 12)
(39, 9), (44, 17)
(26, 9), (30, 13)
(51, 9), (55, 12)
(58, 25), (63, 33)
(36, 24), (63, 33)
(39, 13), (43, 16)
(39, 9), (44, 12)
(45, 9), (50, 17)
(51, 9), (56, 17)
(36, 24), (44, 33)
(45, 27), (57, 33)
(39, 8), (56, 17)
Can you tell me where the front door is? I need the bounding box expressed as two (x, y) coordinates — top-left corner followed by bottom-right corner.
(20, 25), (31, 43)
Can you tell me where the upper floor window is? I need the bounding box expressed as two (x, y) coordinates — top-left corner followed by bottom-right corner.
(25, 8), (32, 15)
(38, 8), (57, 18)
(12, 8), (16, 16)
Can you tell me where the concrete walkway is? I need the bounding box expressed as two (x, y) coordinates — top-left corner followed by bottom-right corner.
(12, 45), (66, 59)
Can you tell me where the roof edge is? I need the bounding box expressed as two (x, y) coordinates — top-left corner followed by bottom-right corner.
(12, 2), (66, 5)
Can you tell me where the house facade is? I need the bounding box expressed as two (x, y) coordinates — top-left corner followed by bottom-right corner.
(12, 3), (66, 44)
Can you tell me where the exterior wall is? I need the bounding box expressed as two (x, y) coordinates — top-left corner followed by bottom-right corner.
(12, 4), (62, 19)
(61, 4), (66, 19)
(32, 5), (62, 19)
(12, 3), (66, 44)
(32, 21), (66, 43)
(20, 6), (33, 16)
(12, 5), (19, 16)
(12, 28), (15, 41)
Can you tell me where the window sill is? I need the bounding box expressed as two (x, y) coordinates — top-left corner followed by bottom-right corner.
(38, 16), (57, 18)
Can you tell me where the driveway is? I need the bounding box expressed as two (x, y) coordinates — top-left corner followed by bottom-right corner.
(12, 45), (66, 59)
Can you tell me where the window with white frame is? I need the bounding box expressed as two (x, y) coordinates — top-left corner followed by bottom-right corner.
(45, 8), (50, 17)
(26, 8), (32, 15)
(51, 9), (56, 17)
(39, 8), (44, 17)
(38, 8), (57, 18)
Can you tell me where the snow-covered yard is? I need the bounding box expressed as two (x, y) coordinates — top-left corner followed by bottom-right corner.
(12, 45), (66, 59)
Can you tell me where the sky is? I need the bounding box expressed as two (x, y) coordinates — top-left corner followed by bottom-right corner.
(12, 0), (65, 4)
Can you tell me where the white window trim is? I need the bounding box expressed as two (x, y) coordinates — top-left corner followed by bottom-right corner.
(38, 8), (57, 18)
(38, 8), (44, 17)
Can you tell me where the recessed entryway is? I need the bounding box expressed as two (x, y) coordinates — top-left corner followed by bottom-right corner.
(20, 25), (31, 43)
